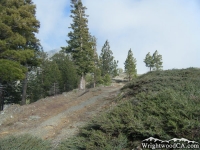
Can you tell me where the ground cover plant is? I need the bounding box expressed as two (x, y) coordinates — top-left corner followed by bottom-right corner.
(0, 68), (200, 150)
(58, 68), (200, 149)
(0, 134), (51, 150)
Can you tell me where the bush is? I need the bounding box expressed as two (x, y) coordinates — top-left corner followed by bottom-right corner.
(0, 134), (52, 150)
(58, 68), (200, 149)
(103, 74), (111, 86)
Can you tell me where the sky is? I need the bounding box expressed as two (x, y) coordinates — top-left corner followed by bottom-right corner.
(32, 0), (200, 74)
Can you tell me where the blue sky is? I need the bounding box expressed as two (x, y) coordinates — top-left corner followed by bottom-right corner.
(32, 0), (200, 74)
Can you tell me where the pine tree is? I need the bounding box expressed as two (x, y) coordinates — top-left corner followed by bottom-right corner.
(0, 0), (41, 106)
(144, 50), (163, 71)
(27, 51), (48, 102)
(111, 60), (119, 77)
(63, 0), (94, 90)
(124, 49), (137, 81)
(152, 50), (163, 71)
(28, 54), (62, 100)
(99, 40), (118, 78)
(144, 52), (154, 71)
(90, 35), (101, 87)
(51, 51), (79, 92)
(44, 61), (62, 96)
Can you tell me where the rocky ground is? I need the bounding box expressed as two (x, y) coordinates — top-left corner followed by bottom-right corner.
(0, 83), (124, 148)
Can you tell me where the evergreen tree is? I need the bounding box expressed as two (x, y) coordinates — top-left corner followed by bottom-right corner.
(90, 35), (101, 87)
(27, 51), (48, 102)
(44, 61), (62, 96)
(111, 60), (119, 77)
(51, 51), (79, 92)
(99, 40), (118, 78)
(27, 51), (79, 103)
(144, 52), (154, 71)
(124, 49), (137, 81)
(0, 0), (41, 107)
(27, 53), (62, 101)
(62, 0), (94, 90)
(144, 50), (163, 71)
(152, 50), (163, 71)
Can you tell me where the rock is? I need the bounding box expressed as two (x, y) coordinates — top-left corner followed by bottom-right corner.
(29, 115), (41, 120)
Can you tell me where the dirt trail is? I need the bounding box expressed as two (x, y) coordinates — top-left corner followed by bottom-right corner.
(0, 84), (123, 147)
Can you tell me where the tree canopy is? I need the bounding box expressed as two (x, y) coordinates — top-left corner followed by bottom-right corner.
(63, 0), (94, 76)
(0, 0), (41, 107)
(124, 49), (137, 81)
(144, 50), (163, 71)
(62, 0), (94, 89)
(99, 40), (118, 77)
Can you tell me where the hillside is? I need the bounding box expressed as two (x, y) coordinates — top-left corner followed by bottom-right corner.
(0, 84), (124, 149)
(1, 68), (200, 150)
(58, 68), (200, 149)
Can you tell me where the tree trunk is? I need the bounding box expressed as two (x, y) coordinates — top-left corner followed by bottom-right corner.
(0, 86), (3, 111)
(21, 71), (28, 105)
(79, 75), (85, 90)
(150, 67), (152, 72)
(54, 82), (56, 96)
(93, 73), (96, 88)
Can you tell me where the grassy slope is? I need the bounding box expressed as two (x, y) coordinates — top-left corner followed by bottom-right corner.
(58, 68), (200, 149)
(1, 68), (200, 149)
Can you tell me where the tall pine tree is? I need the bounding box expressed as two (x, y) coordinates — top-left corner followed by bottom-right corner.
(144, 52), (154, 71)
(144, 50), (163, 71)
(124, 49), (137, 81)
(90, 35), (101, 87)
(51, 51), (79, 92)
(63, 0), (94, 90)
(152, 50), (163, 71)
(99, 40), (118, 77)
(0, 0), (41, 107)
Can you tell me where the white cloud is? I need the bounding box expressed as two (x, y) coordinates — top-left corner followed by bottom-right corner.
(33, 0), (200, 74)
(33, 0), (71, 50)
(84, 0), (200, 73)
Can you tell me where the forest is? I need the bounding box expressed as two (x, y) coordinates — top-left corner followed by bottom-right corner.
(0, 0), (163, 109)
(1, 0), (199, 150)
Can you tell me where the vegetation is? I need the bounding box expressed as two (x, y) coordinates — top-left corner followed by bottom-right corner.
(144, 50), (163, 71)
(57, 68), (200, 149)
(0, 0), (120, 107)
(124, 49), (137, 81)
(2, 68), (200, 149)
(90, 35), (101, 88)
(85, 39), (119, 88)
(0, 0), (41, 108)
(27, 51), (79, 103)
(0, 134), (51, 150)
(99, 40), (119, 78)
(0, 0), (199, 149)
(62, 0), (94, 90)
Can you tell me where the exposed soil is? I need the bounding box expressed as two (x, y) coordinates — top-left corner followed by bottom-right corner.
(0, 83), (124, 148)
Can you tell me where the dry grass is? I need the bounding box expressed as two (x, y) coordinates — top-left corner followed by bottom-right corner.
(0, 85), (122, 146)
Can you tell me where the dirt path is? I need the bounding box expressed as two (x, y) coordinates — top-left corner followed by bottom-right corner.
(0, 84), (123, 148)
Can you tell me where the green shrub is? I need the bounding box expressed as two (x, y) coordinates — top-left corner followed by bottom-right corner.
(58, 68), (200, 149)
(2, 68), (200, 149)
(103, 74), (111, 86)
(0, 134), (52, 150)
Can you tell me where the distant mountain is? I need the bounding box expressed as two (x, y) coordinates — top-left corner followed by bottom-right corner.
(46, 48), (61, 58)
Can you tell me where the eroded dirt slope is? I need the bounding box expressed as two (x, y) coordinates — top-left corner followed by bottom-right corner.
(0, 84), (123, 147)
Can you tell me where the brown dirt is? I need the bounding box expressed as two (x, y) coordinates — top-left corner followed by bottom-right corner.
(0, 84), (124, 148)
